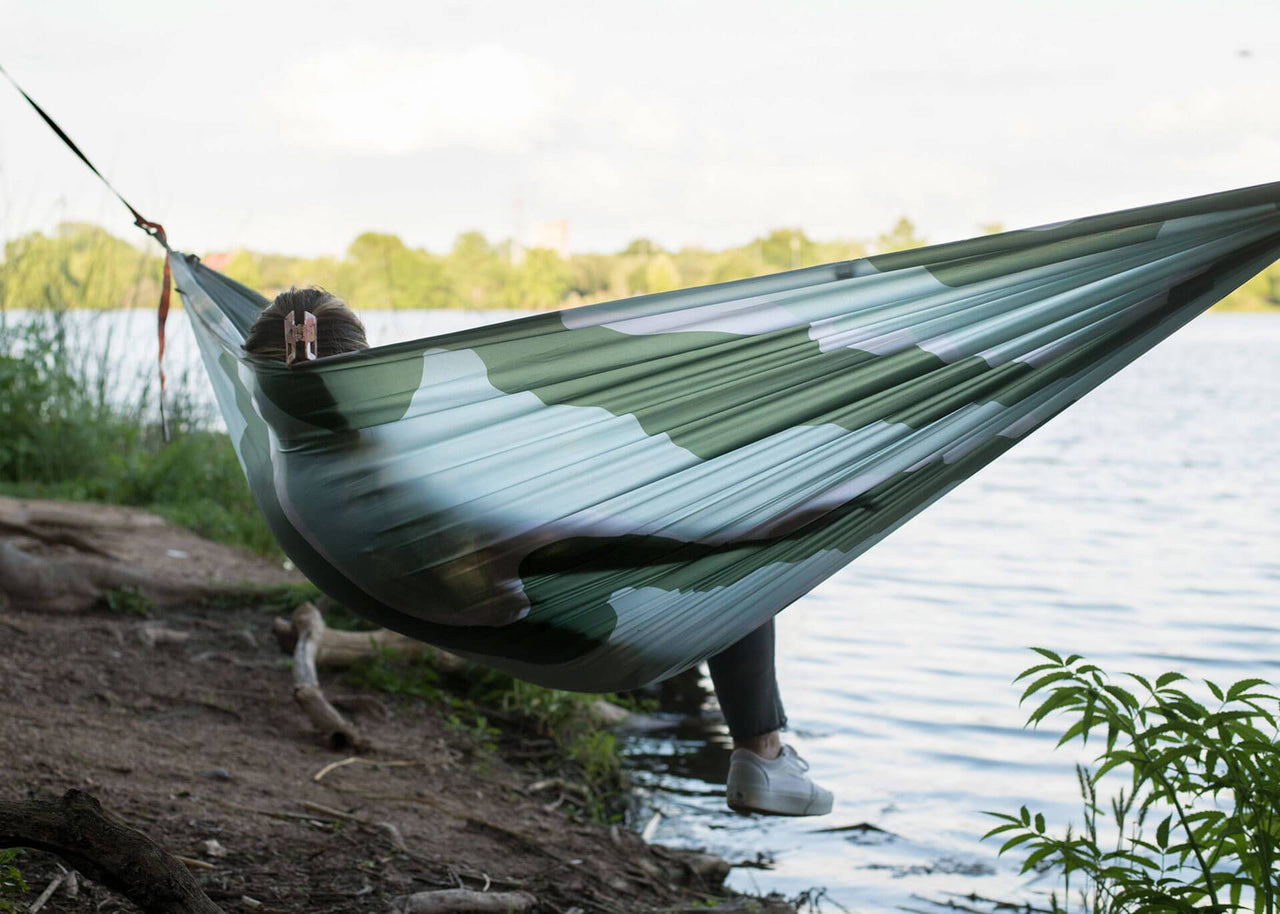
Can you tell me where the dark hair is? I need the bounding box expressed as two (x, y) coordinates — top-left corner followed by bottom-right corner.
(242, 287), (369, 361)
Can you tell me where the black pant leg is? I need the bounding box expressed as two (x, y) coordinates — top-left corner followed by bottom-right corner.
(706, 618), (787, 741)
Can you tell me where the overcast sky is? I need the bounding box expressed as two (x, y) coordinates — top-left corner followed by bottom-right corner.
(1, 1), (1277, 258)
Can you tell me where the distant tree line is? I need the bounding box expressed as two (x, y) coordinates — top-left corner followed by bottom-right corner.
(2, 219), (1277, 312)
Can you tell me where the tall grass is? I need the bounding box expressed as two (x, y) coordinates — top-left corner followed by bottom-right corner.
(0, 307), (277, 556)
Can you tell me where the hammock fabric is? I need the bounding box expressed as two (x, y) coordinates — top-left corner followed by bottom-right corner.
(171, 182), (1280, 691)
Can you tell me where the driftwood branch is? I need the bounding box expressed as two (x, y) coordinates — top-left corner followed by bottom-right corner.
(291, 603), (368, 751)
(272, 615), (630, 728)
(273, 617), (463, 672)
(0, 789), (224, 914)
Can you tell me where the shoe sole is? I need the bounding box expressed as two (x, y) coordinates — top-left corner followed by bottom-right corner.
(726, 787), (832, 817)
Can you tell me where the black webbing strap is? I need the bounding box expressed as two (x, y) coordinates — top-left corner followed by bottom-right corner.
(1, 62), (174, 441)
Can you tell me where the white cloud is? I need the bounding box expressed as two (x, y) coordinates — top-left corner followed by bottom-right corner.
(271, 44), (569, 156)
(4, 1), (1278, 256)
(583, 91), (682, 150)
(1134, 86), (1280, 140)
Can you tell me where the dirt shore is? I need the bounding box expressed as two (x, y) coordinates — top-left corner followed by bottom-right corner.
(0, 504), (791, 914)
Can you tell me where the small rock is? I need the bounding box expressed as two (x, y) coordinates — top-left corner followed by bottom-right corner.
(201, 838), (227, 859)
(201, 767), (233, 781)
(659, 847), (732, 889)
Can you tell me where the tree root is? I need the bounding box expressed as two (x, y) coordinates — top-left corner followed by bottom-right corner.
(0, 496), (296, 612)
(0, 537), (203, 612)
(0, 789), (224, 914)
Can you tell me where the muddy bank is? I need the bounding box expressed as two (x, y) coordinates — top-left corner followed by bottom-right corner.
(0, 500), (794, 913)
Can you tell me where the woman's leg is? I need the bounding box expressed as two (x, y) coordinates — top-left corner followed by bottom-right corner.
(706, 618), (786, 758)
(710, 618), (833, 815)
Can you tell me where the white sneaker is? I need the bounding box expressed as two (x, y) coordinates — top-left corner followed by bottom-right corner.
(726, 745), (834, 816)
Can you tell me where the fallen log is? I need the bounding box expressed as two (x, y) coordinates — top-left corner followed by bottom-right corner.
(0, 789), (224, 914)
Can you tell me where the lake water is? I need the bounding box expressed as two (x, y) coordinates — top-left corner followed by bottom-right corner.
(15, 307), (1279, 912)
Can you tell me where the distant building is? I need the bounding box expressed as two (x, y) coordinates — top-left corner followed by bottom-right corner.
(529, 219), (570, 259)
(203, 251), (233, 271)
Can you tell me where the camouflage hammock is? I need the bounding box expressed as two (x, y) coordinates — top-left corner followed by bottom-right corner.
(172, 182), (1280, 691)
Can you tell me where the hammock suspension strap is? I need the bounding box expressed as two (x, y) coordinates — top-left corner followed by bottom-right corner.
(1, 62), (174, 440)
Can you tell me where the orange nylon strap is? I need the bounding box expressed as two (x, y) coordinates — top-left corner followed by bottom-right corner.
(156, 251), (173, 440)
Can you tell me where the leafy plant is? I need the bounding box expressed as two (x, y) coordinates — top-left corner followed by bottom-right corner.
(0, 849), (27, 914)
(985, 649), (1280, 913)
(345, 644), (444, 700)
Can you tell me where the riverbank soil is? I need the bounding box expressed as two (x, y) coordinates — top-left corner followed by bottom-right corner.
(0, 500), (785, 913)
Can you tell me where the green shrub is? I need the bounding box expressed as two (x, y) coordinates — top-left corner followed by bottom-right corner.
(986, 649), (1280, 913)
(0, 849), (26, 914)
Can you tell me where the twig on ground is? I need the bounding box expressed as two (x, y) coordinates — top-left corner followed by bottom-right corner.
(311, 756), (420, 782)
(173, 855), (216, 871)
(27, 873), (65, 913)
(312, 757), (359, 782)
(911, 891), (1054, 913)
(299, 800), (360, 822)
(526, 778), (589, 800)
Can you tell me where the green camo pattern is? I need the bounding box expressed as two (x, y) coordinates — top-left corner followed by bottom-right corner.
(172, 181), (1280, 691)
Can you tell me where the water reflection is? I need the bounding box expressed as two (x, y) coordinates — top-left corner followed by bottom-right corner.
(620, 315), (1280, 911)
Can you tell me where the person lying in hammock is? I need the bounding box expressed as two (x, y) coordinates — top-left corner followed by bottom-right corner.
(242, 287), (833, 817)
